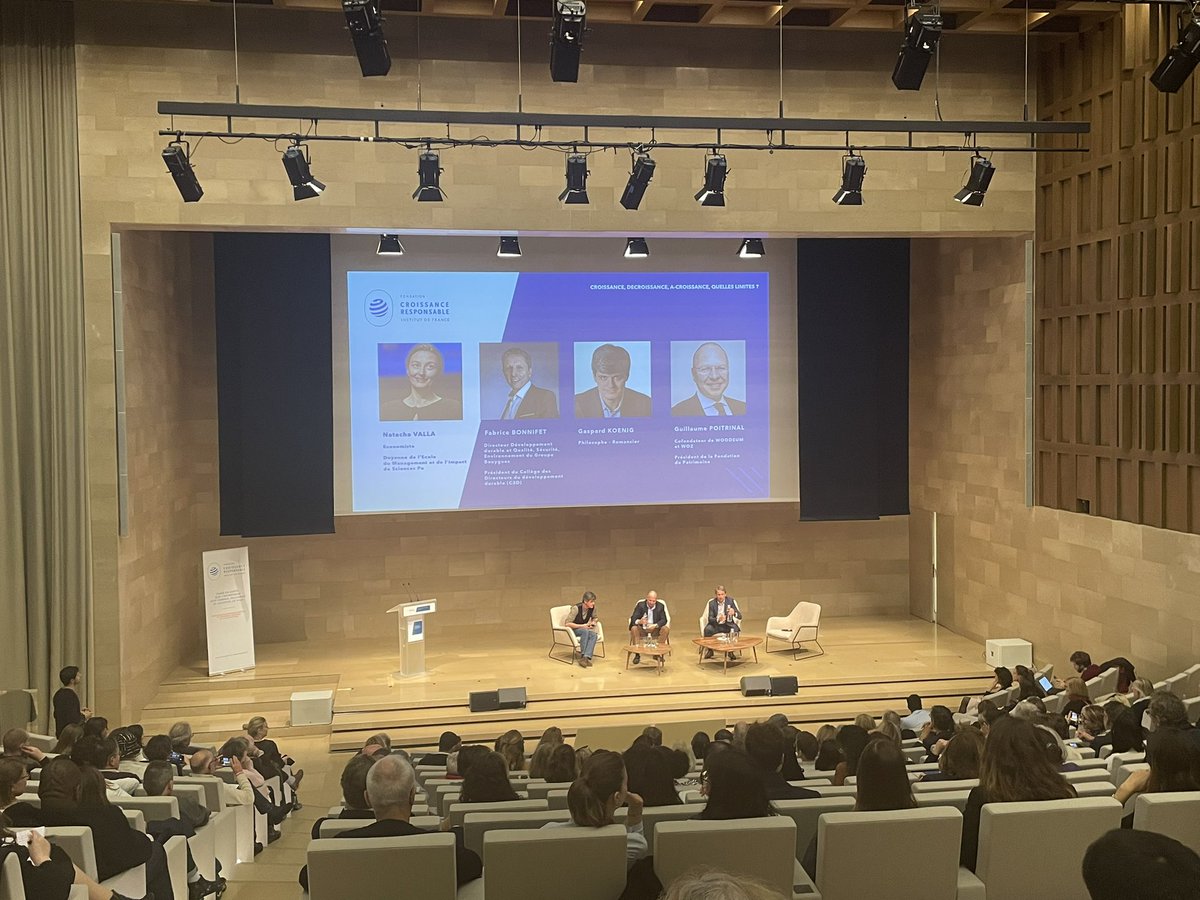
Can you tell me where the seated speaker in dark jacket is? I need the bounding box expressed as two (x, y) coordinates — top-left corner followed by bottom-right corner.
(298, 754), (482, 891)
(744, 722), (819, 801)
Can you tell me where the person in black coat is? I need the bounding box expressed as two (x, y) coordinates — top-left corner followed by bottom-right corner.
(745, 723), (818, 801)
(52, 666), (90, 738)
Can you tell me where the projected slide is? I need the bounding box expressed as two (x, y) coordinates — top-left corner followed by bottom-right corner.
(347, 271), (769, 512)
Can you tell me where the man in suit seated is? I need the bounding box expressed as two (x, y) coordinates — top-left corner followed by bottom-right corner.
(298, 754), (482, 891)
(702, 585), (743, 659)
(575, 343), (652, 418)
(628, 591), (670, 665)
(495, 347), (558, 419)
(672, 342), (746, 416)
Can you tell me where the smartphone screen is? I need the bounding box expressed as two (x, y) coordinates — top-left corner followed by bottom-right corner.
(1038, 676), (1053, 692)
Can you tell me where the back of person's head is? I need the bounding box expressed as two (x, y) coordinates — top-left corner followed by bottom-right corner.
(538, 726), (563, 746)
(981, 716), (1075, 803)
(189, 749), (214, 774)
(642, 726), (663, 747)
(664, 746), (691, 779)
(872, 721), (903, 748)
(462, 750), (519, 803)
(544, 743), (576, 783)
(881, 710), (903, 730)
(242, 716), (268, 739)
(1148, 692), (1189, 730)
(855, 738), (915, 811)
(744, 722), (785, 773)
(0, 729), (26, 756)
(814, 724), (837, 745)
(1011, 699), (1043, 721)
(168, 722), (193, 750)
(142, 760), (174, 797)
(365, 754), (415, 811)
(835, 725), (871, 776)
(976, 699), (1001, 722)
(0, 759), (26, 804)
(70, 734), (109, 769)
(906, 694), (923, 713)
(76, 763), (109, 808)
(1065, 677), (1090, 700)
(1145, 729), (1200, 793)
(853, 713), (876, 732)
(438, 730), (462, 753)
(795, 731), (819, 762)
(82, 717), (108, 739)
(218, 736), (250, 762)
(700, 748), (772, 820)
(814, 739), (843, 771)
(630, 746), (681, 807)
(1102, 699), (1129, 730)
(661, 869), (788, 900)
(938, 729), (985, 780)
(1036, 724), (1069, 765)
(1070, 650), (1093, 670)
(731, 722), (750, 752)
(1041, 713), (1070, 739)
(143, 734), (173, 762)
(929, 705), (955, 734)
(495, 730), (525, 770)
(38, 756), (82, 802)
(691, 731), (711, 761)
(528, 742), (556, 779)
(713, 729), (734, 744)
(1079, 705), (1106, 736)
(340, 753), (376, 809)
(59, 666), (80, 686)
(567, 749), (625, 827)
(993, 667), (1014, 688)
(456, 744), (489, 779)
(52, 723), (84, 756)
(1082, 828), (1200, 900)
(1129, 678), (1155, 698)
(364, 732), (392, 757)
(112, 726), (143, 761)
(766, 714), (789, 730)
(1111, 709), (1146, 753)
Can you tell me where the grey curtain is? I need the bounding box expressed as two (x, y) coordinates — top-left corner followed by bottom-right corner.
(0, 0), (91, 729)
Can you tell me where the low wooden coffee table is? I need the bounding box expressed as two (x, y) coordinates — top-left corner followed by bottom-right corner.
(624, 644), (671, 674)
(692, 635), (763, 673)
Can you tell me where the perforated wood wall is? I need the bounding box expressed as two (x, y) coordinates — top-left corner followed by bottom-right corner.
(1036, 10), (1200, 533)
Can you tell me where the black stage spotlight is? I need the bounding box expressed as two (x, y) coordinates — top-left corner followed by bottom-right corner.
(342, 0), (391, 77)
(377, 234), (404, 256)
(737, 237), (765, 258)
(619, 153), (656, 211)
(694, 154), (728, 207)
(1152, 16), (1200, 92)
(550, 0), (587, 83)
(413, 151), (445, 202)
(832, 154), (866, 205)
(497, 236), (522, 258)
(892, 7), (942, 91)
(559, 153), (590, 204)
(281, 144), (326, 201)
(953, 155), (995, 206)
(624, 237), (650, 258)
(162, 141), (203, 203)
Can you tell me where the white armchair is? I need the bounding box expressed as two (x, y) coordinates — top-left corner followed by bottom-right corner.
(765, 602), (823, 660)
(548, 605), (605, 665)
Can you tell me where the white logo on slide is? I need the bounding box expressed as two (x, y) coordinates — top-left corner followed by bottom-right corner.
(365, 290), (393, 327)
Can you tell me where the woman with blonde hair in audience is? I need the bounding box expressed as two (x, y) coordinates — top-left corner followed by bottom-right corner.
(244, 715), (304, 795)
(52, 722), (84, 756)
(920, 729), (985, 782)
(1061, 677), (1091, 718)
(960, 716), (1075, 871)
(494, 729), (526, 772)
(1075, 704), (1107, 743)
(663, 869), (787, 900)
(814, 724), (837, 746)
(853, 713), (876, 732)
(873, 720), (903, 748)
(542, 749), (646, 866)
(881, 709), (904, 734)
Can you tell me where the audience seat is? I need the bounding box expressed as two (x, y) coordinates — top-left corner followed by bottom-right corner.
(1184, 696), (1200, 724)
(546, 789), (569, 809)
(461, 824), (628, 900)
(638, 802), (705, 844)
(1061, 769), (1112, 785)
(445, 798), (547, 829)
(914, 790), (973, 813)
(774, 796), (856, 860)
(764, 602), (823, 660)
(964, 797), (1122, 899)
(1132, 791), (1200, 854)
(1086, 668), (1119, 698)
(654, 817), (797, 899)
(1105, 750), (1146, 783)
(461, 809), (572, 854)
(44, 825), (150, 898)
(1163, 673), (1189, 696)
(0, 852), (88, 900)
(306, 833), (457, 899)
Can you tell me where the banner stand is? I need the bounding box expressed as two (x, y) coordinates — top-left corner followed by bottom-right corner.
(202, 547), (257, 676)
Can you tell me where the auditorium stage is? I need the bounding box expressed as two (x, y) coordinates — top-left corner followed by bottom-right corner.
(141, 615), (995, 752)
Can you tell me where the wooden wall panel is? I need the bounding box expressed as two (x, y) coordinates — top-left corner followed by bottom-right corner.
(1037, 11), (1200, 533)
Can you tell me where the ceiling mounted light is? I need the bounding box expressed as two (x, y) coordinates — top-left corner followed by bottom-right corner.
(619, 153), (656, 211)
(550, 0), (587, 83)
(342, 0), (391, 77)
(892, 6), (942, 91)
(497, 236), (522, 258)
(694, 153), (728, 207)
(281, 144), (326, 201)
(162, 140), (203, 203)
(737, 238), (765, 259)
(624, 237), (650, 259)
(413, 150), (445, 202)
(832, 154), (866, 205)
(559, 153), (590, 204)
(953, 155), (995, 206)
(1151, 13), (1200, 92)
(377, 234), (404, 256)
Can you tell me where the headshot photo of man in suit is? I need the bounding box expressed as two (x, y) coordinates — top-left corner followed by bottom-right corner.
(574, 342), (652, 418)
(487, 345), (560, 420)
(671, 341), (746, 417)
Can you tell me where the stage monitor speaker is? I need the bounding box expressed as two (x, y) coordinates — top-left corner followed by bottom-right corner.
(468, 690), (499, 712)
(740, 676), (772, 697)
(497, 687), (528, 710)
(770, 676), (798, 696)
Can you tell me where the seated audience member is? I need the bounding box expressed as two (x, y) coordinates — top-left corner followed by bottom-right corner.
(731, 721), (751, 752)
(298, 754), (482, 891)
(713, 728), (735, 745)
(245, 716), (303, 800)
(960, 717), (1076, 872)
(1041, 713), (1072, 741)
(542, 749), (647, 867)
(795, 730), (819, 763)
(1105, 709), (1146, 755)
(52, 722), (84, 756)
(880, 709), (904, 734)
(1076, 705), (1107, 744)
(691, 731), (711, 762)
(744, 723), (818, 801)
(1061, 677), (1091, 719)
(1, 728), (45, 772)
(664, 746), (691, 780)
(642, 726), (664, 747)
(779, 725), (805, 780)
(169, 721), (207, 756)
(112, 726), (146, 776)
(1145, 691), (1200, 750)
(311, 753), (377, 839)
(920, 729), (985, 782)
(1114, 728), (1200, 817)
(0, 812), (132, 900)
(989, 666), (1015, 692)
(418, 730), (461, 767)
(71, 735), (135, 798)
(454, 745), (490, 781)
(1014, 665), (1046, 701)
(190, 748), (257, 808)
(853, 713), (876, 732)
(976, 700), (1005, 737)
(766, 714), (789, 730)
(1086, 700), (1129, 754)
(38, 756), (173, 899)
(217, 737), (292, 830)
(873, 722), (903, 748)
(1126, 679), (1155, 719)
(1010, 697), (1046, 721)
(1037, 724), (1083, 770)
(803, 737), (916, 878)
(142, 760), (225, 899)
(626, 745), (682, 807)
(900, 694), (931, 734)
(921, 706), (957, 761)
(494, 729), (526, 771)
(82, 716), (109, 739)
(832, 725), (871, 785)
(458, 750), (520, 804)
(144, 733), (182, 776)
(143, 759), (209, 829)
(1069, 650), (1102, 682)
(528, 729), (565, 779)
(0, 758), (39, 825)
(1082, 828), (1200, 900)
(361, 732), (392, 759)
(662, 869), (788, 900)
(814, 724), (837, 745)
(543, 744), (577, 783)
(699, 748), (775, 820)
(52, 665), (91, 738)
(814, 739), (843, 773)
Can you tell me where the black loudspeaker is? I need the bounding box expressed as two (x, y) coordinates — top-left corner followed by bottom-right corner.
(497, 687), (528, 710)
(469, 687), (527, 712)
(740, 676), (772, 697)
(770, 676), (798, 696)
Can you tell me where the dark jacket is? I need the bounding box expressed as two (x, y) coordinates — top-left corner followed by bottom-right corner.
(671, 394), (747, 417)
(0, 843), (75, 900)
(510, 384), (559, 419)
(629, 600), (669, 631)
(39, 799), (153, 881)
(761, 770), (820, 802)
(52, 688), (84, 738)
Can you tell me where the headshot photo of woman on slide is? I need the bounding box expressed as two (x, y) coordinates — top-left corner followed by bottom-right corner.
(378, 342), (465, 421)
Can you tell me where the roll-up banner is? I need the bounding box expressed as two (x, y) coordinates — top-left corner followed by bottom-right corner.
(202, 547), (256, 676)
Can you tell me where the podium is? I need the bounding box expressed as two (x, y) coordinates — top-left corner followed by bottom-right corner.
(387, 599), (437, 677)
